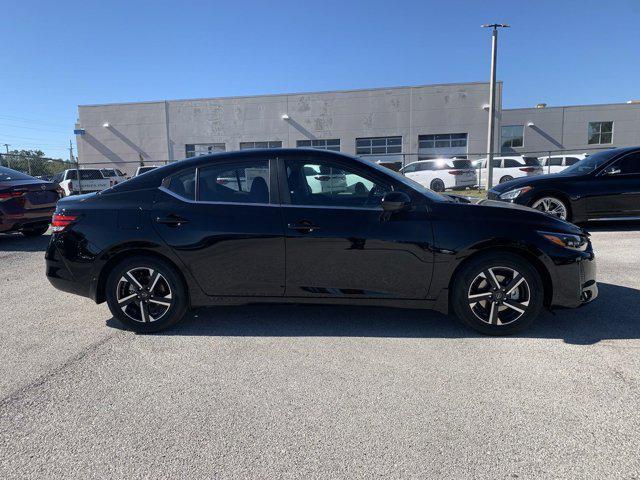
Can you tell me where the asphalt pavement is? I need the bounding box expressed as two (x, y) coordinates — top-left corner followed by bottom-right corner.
(0, 224), (639, 479)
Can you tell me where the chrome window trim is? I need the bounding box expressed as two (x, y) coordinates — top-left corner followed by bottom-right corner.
(158, 186), (279, 208)
(281, 204), (383, 211)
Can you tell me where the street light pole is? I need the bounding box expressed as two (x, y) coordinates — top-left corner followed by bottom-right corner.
(3, 143), (10, 168)
(482, 23), (509, 190)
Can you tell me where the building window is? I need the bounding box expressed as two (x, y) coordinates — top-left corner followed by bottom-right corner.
(588, 122), (613, 145)
(239, 141), (282, 150)
(418, 133), (467, 150)
(185, 143), (225, 158)
(501, 125), (524, 150)
(355, 136), (402, 155)
(296, 139), (340, 152)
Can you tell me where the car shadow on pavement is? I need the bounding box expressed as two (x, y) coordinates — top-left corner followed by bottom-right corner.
(0, 233), (50, 252)
(106, 282), (640, 345)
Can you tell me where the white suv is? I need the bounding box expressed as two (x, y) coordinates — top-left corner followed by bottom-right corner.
(400, 159), (477, 192)
(53, 169), (112, 196)
(474, 156), (543, 187)
(538, 154), (587, 174)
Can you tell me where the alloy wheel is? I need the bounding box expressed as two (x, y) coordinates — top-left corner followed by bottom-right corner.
(116, 267), (173, 323)
(531, 197), (567, 220)
(467, 266), (531, 326)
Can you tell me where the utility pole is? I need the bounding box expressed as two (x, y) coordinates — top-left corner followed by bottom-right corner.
(3, 143), (10, 168)
(482, 23), (509, 190)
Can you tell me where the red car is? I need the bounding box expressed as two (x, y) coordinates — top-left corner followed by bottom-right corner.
(0, 166), (60, 237)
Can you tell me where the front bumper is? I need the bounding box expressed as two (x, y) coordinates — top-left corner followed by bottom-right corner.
(550, 253), (598, 308)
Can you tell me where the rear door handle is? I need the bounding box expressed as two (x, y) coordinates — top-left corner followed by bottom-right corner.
(287, 221), (320, 233)
(156, 214), (189, 227)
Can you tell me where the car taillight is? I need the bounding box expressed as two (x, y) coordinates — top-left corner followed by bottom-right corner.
(110, 179), (115, 187)
(519, 167), (536, 173)
(51, 213), (78, 232)
(0, 190), (26, 201)
(448, 170), (463, 175)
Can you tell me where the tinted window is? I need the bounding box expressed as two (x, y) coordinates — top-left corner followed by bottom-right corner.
(101, 169), (116, 176)
(565, 157), (580, 166)
(452, 160), (472, 169)
(198, 160), (269, 203)
(612, 153), (640, 175)
(549, 157), (563, 166)
(166, 169), (196, 200)
(286, 158), (391, 208)
(0, 166), (33, 181)
(563, 150), (618, 174)
(402, 164), (417, 173)
(66, 170), (104, 180)
(523, 157), (541, 166)
(504, 159), (521, 168)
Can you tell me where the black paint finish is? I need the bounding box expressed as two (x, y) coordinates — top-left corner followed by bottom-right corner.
(489, 147), (640, 223)
(46, 149), (597, 316)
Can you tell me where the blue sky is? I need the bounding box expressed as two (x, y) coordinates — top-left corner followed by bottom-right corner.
(1, 0), (638, 158)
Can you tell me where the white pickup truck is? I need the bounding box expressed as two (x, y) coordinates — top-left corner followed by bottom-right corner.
(54, 169), (112, 196)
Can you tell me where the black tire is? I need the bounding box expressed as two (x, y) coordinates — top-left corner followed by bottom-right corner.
(499, 175), (513, 184)
(430, 178), (445, 192)
(20, 224), (49, 237)
(451, 252), (543, 335)
(105, 255), (188, 333)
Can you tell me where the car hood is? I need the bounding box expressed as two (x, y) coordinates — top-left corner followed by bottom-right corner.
(489, 172), (578, 194)
(474, 198), (583, 234)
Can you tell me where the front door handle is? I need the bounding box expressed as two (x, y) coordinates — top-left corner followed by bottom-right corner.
(156, 214), (189, 227)
(287, 220), (320, 233)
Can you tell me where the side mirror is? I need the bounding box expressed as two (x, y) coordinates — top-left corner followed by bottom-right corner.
(604, 166), (621, 176)
(381, 191), (411, 212)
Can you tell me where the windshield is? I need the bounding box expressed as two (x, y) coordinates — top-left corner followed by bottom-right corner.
(562, 150), (617, 175)
(357, 156), (446, 201)
(523, 157), (541, 166)
(0, 166), (34, 182)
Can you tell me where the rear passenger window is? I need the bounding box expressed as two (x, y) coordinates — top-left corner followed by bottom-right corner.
(549, 157), (563, 166)
(565, 157), (580, 166)
(198, 160), (269, 204)
(166, 169), (196, 201)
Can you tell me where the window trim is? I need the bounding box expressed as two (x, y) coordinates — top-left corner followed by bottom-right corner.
(355, 136), (403, 156)
(587, 121), (614, 145)
(500, 125), (525, 150)
(160, 158), (277, 206)
(277, 154), (397, 208)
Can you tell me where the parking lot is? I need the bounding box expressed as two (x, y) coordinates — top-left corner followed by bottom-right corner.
(0, 226), (639, 479)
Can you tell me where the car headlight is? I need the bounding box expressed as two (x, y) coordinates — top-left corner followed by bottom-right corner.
(539, 231), (588, 251)
(499, 186), (533, 200)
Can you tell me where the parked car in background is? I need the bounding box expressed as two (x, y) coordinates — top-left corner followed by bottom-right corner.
(100, 168), (128, 186)
(488, 147), (640, 223)
(46, 148), (597, 336)
(538, 154), (587, 174)
(400, 159), (477, 192)
(134, 166), (158, 177)
(474, 156), (543, 187)
(53, 169), (111, 196)
(0, 166), (59, 236)
(375, 160), (403, 172)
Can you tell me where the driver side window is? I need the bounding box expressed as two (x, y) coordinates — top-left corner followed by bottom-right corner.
(611, 153), (640, 175)
(285, 158), (392, 208)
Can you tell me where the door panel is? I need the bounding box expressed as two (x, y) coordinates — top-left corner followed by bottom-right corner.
(281, 156), (434, 299)
(152, 160), (285, 297)
(587, 153), (640, 218)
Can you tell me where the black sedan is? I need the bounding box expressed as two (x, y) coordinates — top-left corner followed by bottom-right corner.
(46, 149), (597, 335)
(0, 166), (60, 237)
(488, 146), (640, 223)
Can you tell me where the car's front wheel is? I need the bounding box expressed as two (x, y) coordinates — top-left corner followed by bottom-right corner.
(451, 252), (543, 335)
(530, 196), (570, 221)
(105, 255), (188, 333)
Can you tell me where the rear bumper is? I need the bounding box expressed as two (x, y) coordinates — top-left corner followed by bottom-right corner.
(550, 253), (598, 308)
(45, 235), (93, 299)
(0, 210), (53, 233)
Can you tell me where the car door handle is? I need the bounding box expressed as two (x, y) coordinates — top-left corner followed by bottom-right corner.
(287, 221), (320, 233)
(156, 214), (189, 227)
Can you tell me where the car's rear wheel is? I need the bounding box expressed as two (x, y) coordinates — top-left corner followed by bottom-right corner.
(499, 175), (513, 183)
(20, 224), (49, 237)
(452, 253), (543, 335)
(530, 196), (570, 221)
(430, 178), (445, 192)
(105, 256), (188, 333)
